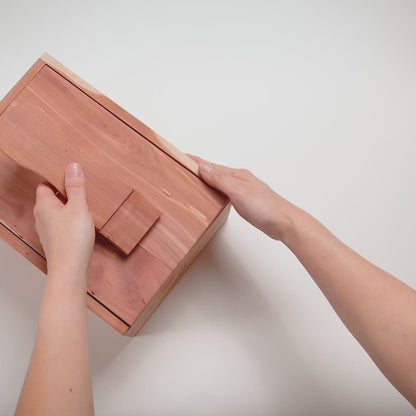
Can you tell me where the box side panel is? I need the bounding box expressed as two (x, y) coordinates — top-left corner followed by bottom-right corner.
(125, 202), (231, 336)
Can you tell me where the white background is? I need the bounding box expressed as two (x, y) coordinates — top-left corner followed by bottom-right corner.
(1, 1), (415, 414)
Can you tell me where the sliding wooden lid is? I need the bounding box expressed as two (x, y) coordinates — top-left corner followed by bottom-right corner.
(0, 54), (228, 332)
(0, 65), (160, 255)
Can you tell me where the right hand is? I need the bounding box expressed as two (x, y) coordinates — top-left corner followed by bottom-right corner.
(189, 155), (297, 241)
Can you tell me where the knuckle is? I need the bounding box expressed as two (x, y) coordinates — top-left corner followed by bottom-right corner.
(233, 168), (253, 180)
(214, 167), (233, 181)
(66, 181), (84, 190)
(240, 168), (252, 176)
(33, 205), (45, 220)
(33, 201), (42, 216)
(68, 198), (88, 213)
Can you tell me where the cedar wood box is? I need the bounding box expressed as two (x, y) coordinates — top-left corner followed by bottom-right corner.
(0, 54), (230, 335)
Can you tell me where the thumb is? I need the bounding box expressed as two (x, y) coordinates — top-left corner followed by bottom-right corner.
(198, 160), (236, 196)
(65, 162), (87, 205)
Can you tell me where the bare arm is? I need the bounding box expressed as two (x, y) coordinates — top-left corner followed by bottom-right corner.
(190, 155), (416, 408)
(15, 163), (95, 416)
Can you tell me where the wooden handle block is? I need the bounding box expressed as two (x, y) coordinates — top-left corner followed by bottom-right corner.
(100, 190), (160, 254)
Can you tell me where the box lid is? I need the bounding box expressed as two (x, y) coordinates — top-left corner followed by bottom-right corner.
(0, 54), (228, 330)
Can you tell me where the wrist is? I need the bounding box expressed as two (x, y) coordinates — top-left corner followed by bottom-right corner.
(277, 203), (322, 250)
(46, 261), (89, 285)
(270, 198), (305, 245)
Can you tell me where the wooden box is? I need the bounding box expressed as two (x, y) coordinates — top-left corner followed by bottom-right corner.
(0, 54), (230, 335)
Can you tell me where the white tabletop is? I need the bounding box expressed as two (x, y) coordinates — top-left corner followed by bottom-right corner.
(1, 1), (415, 414)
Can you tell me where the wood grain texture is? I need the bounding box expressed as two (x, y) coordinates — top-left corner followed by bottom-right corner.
(100, 190), (160, 255)
(0, 218), (46, 273)
(0, 59), (45, 117)
(0, 66), (165, 254)
(0, 152), (46, 255)
(88, 234), (172, 325)
(0, 199), (129, 334)
(0, 84), (132, 228)
(0, 54), (230, 335)
(0, 152), (171, 327)
(125, 202), (231, 336)
(40, 54), (201, 177)
(25, 63), (227, 269)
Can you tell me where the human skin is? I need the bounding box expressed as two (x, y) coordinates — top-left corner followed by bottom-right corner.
(189, 155), (416, 409)
(15, 156), (416, 412)
(15, 163), (95, 416)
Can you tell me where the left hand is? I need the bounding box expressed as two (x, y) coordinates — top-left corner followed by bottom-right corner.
(33, 163), (95, 279)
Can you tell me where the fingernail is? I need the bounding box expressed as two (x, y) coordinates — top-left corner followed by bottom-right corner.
(67, 163), (81, 178)
(200, 162), (214, 174)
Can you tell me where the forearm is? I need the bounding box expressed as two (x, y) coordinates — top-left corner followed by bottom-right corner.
(194, 158), (416, 405)
(280, 206), (416, 407)
(15, 271), (93, 416)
